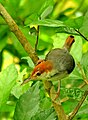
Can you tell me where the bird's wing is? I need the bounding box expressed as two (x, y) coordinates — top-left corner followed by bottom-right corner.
(46, 69), (68, 81)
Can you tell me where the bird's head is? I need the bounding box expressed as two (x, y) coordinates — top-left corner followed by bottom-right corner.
(30, 60), (53, 79)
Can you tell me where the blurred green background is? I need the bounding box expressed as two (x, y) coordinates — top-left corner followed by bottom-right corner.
(0, 0), (88, 120)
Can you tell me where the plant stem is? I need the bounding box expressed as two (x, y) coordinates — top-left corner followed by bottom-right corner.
(35, 25), (39, 52)
(68, 90), (88, 120)
(50, 86), (67, 120)
(53, 100), (67, 120)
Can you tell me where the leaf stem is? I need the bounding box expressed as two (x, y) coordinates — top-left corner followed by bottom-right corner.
(75, 29), (88, 41)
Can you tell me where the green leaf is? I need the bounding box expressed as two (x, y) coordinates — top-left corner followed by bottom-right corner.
(11, 33), (27, 56)
(32, 108), (56, 120)
(0, 64), (18, 109)
(0, 26), (8, 51)
(0, 37), (7, 51)
(11, 68), (30, 99)
(21, 0), (46, 16)
(60, 87), (83, 100)
(11, 83), (31, 99)
(22, 57), (34, 68)
(39, 0), (54, 18)
(81, 51), (88, 78)
(40, 97), (51, 110)
(80, 10), (88, 38)
(64, 16), (84, 29)
(71, 36), (82, 62)
(21, 0), (53, 21)
(27, 19), (65, 27)
(39, 26), (78, 39)
(14, 82), (57, 120)
(0, 104), (15, 112)
(2, 0), (21, 18)
(41, 6), (53, 19)
(14, 82), (40, 120)
(75, 104), (88, 119)
(81, 51), (88, 69)
(11, 27), (36, 56)
(62, 99), (78, 114)
(77, 104), (88, 115)
(55, 26), (77, 35)
(17, 68), (27, 82)
(70, 67), (82, 80)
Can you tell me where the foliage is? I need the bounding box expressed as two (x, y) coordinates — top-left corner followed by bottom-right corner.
(0, 64), (18, 109)
(0, 0), (88, 120)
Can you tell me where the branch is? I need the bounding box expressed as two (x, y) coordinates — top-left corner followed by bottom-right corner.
(44, 80), (67, 120)
(52, 100), (67, 120)
(35, 25), (39, 52)
(50, 85), (67, 120)
(0, 3), (39, 64)
(75, 29), (88, 41)
(68, 90), (88, 120)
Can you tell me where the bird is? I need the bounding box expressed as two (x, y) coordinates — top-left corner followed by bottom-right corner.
(21, 35), (75, 85)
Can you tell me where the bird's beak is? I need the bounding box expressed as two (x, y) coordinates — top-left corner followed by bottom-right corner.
(21, 77), (31, 85)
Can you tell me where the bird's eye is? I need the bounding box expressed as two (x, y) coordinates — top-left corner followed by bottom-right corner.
(36, 59), (44, 65)
(36, 72), (41, 76)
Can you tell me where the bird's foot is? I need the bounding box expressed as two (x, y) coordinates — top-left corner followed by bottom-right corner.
(54, 81), (61, 101)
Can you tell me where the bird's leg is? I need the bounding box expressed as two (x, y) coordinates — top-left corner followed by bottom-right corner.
(54, 80), (61, 101)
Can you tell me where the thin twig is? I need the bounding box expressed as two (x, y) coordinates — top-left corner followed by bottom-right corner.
(78, 82), (86, 89)
(0, 3), (39, 64)
(60, 97), (69, 103)
(35, 25), (39, 52)
(75, 29), (88, 41)
(77, 62), (88, 85)
(68, 90), (88, 120)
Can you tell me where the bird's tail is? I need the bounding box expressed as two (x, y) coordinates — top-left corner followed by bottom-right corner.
(63, 35), (75, 51)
